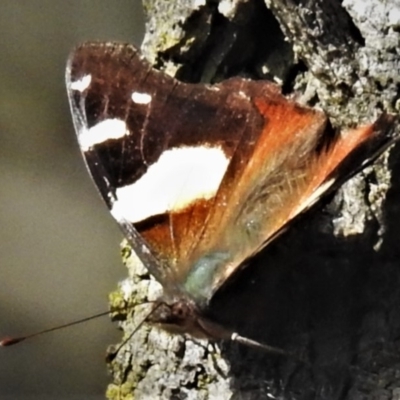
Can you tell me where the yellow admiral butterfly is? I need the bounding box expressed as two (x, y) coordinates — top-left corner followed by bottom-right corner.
(63, 42), (397, 347)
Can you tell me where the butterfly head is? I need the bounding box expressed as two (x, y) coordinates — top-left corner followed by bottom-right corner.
(147, 298), (231, 340)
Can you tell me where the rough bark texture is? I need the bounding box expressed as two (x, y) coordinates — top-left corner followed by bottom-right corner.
(106, 1), (400, 399)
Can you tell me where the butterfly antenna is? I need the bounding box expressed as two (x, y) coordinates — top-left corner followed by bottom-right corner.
(0, 310), (112, 347)
(106, 302), (162, 362)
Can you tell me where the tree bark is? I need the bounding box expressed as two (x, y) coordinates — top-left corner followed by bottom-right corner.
(106, 1), (400, 399)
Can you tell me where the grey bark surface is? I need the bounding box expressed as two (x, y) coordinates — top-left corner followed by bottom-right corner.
(106, 1), (400, 399)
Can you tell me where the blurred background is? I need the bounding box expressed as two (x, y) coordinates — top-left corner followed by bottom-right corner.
(0, 2), (144, 399)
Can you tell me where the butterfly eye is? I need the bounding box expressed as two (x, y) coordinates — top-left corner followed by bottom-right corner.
(172, 303), (188, 320)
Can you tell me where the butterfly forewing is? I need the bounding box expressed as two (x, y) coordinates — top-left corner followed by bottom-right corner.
(66, 42), (264, 293)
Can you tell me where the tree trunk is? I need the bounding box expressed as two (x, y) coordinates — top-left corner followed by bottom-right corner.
(106, 1), (400, 399)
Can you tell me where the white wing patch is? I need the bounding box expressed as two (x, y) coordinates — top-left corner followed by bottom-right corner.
(131, 91), (152, 105)
(78, 119), (128, 151)
(70, 74), (92, 92)
(111, 146), (229, 223)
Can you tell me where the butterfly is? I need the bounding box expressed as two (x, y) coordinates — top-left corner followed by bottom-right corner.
(65, 41), (397, 347)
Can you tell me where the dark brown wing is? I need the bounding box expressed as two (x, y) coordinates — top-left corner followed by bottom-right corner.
(66, 42), (270, 289)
